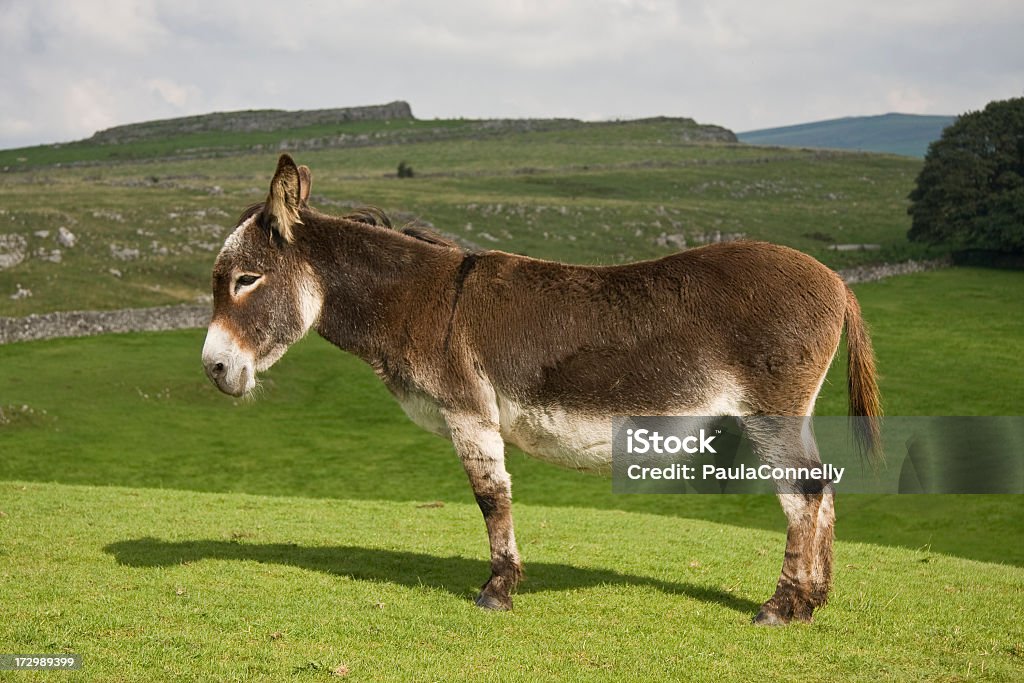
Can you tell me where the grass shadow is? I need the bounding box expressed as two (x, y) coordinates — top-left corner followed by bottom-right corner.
(103, 537), (760, 615)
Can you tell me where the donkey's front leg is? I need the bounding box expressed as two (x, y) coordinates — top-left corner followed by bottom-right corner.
(448, 415), (522, 610)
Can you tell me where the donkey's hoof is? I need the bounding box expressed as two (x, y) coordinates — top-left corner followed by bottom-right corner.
(752, 608), (789, 626)
(474, 591), (512, 611)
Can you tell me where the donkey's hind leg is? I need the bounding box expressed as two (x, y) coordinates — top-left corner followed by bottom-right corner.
(744, 416), (835, 625)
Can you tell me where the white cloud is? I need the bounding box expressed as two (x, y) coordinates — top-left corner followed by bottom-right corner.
(0, 117), (34, 140)
(64, 79), (121, 134)
(886, 88), (935, 114)
(1, 0), (1022, 147)
(146, 79), (201, 109)
(0, 0), (167, 54)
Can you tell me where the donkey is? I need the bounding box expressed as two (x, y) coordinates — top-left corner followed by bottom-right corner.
(202, 154), (881, 625)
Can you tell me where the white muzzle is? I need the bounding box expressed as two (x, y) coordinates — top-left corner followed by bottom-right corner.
(202, 322), (256, 397)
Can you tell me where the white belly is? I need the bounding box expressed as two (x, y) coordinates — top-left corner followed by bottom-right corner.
(497, 397), (614, 473)
(397, 391), (451, 438)
(395, 390), (612, 472)
(395, 378), (746, 476)
(492, 379), (747, 474)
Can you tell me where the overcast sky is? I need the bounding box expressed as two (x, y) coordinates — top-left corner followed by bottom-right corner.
(1, 0), (1022, 149)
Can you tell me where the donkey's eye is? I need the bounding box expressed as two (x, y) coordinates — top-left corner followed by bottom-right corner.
(234, 274), (261, 294)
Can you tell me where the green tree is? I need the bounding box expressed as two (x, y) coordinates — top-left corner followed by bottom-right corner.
(908, 97), (1024, 252)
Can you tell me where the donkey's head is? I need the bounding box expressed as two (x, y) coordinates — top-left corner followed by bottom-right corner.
(201, 154), (323, 396)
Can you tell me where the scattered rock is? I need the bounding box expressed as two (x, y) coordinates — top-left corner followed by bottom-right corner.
(655, 233), (687, 249)
(10, 284), (32, 300)
(92, 209), (125, 222)
(691, 231), (746, 245)
(109, 268), (123, 278)
(34, 248), (62, 263)
(656, 231), (746, 249)
(110, 244), (140, 261)
(0, 234), (27, 270)
(57, 227), (77, 247)
(34, 230), (50, 239)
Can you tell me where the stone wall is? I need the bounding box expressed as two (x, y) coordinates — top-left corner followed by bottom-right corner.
(835, 257), (951, 285)
(0, 259), (952, 345)
(0, 304), (210, 344)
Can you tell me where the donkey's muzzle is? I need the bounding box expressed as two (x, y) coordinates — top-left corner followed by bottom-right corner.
(202, 322), (256, 397)
(202, 355), (253, 397)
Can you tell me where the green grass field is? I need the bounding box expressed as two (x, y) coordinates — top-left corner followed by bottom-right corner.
(2, 116), (1022, 681)
(2, 268), (1023, 681)
(3, 482), (1021, 682)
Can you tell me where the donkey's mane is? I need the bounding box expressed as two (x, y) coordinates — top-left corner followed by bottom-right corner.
(341, 205), (464, 250)
(237, 202), (463, 250)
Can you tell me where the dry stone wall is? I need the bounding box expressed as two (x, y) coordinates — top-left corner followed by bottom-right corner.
(835, 257), (950, 285)
(0, 305), (210, 344)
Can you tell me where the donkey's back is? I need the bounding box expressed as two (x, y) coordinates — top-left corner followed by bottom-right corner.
(455, 240), (849, 420)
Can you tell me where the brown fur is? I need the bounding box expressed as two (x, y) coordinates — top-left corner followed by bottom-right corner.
(265, 155), (304, 243)
(844, 285), (883, 464)
(204, 155), (883, 624)
(449, 241), (849, 416)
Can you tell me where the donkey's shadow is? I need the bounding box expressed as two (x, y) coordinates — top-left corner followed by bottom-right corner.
(104, 538), (759, 614)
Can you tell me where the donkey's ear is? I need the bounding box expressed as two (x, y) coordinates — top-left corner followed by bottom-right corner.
(297, 165), (312, 206)
(266, 154), (303, 243)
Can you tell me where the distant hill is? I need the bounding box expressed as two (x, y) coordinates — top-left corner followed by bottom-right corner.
(86, 101), (415, 145)
(81, 105), (735, 149)
(1, 105), (736, 168)
(738, 113), (956, 157)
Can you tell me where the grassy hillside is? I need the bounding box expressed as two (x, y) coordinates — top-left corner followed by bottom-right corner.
(83, 101), (415, 145)
(2, 481), (1021, 682)
(1, 115), (933, 317)
(0, 115), (730, 170)
(738, 113), (956, 158)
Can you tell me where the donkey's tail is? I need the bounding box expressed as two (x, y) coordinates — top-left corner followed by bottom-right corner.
(844, 284), (883, 466)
